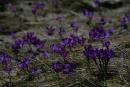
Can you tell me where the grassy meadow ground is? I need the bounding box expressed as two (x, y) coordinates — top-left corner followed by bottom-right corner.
(0, 0), (130, 87)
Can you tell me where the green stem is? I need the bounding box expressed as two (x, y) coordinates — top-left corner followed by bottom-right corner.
(86, 59), (93, 74)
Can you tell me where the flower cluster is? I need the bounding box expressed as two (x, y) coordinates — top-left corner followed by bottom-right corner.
(12, 32), (48, 79)
(0, 52), (11, 71)
(83, 46), (114, 60)
(83, 23), (115, 76)
(51, 34), (86, 59)
(51, 44), (68, 59)
(2, 1), (127, 86)
(22, 32), (43, 49)
(12, 32), (43, 53)
(60, 34), (86, 47)
(52, 60), (74, 74)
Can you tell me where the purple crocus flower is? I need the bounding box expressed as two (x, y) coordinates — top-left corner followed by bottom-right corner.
(56, 16), (62, 22)
(8, 32), (15, 39)
(108, 27), (116, 35)
(104, 49), (114, 59)
(60, 38), (71, 47)
(70, 21), (77, 28)
(78, 37), (86, 46)
(22, 32), (34, 43)
(51, 44), (62, 53)
(60, 35), (78, 47)
(93, 0), (101, 6)
(0, 52), (10, 64)
(59, 27), (65, 36)
(30, 37), (43, 49)
(22, 32), (43, 49)
(118, 16), (128, 26)
(40, 50), (49, 58)
(99, 15), (106, 25)
(32, 7), (37, 14)
(70, 34), (79, 43)
(32, 2), (45, 14)
(17, 58), (29, 68)
(63, 63), (73, 74)
(45, 26), (55, 35)
(70, 21), (79, 32)
(59, 51), (69, 59)
(83, 9), (94, 19)
(0, 52), (5, 62)
(102, 40), (111, 48)
(12, 39), (24, 52)
(0, 52), (11, 72)
(52, 60), (62, 72)
(35, 2), (45, 9)
(98, 49), (114, 60)
(127, 14), (130, 22)
(83, 46), (97, 59)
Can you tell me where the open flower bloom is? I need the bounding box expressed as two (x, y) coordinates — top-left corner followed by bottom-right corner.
(83, 46), (97, 59)
(63, 63), (73, 74)
(89, 26), (110, 40)
(52, 60), (62, 72)
(12, 39), (24, 52)
(51, 44), (62, 53)
(52, 60), (74, 74)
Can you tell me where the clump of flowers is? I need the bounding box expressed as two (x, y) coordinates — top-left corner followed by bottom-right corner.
(0, 52), (11, 72)
(52, 60), (74, 74)
(12, 32), (48, 81)
(83, 24), (115, 81)
(0, 52), (12, 86)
